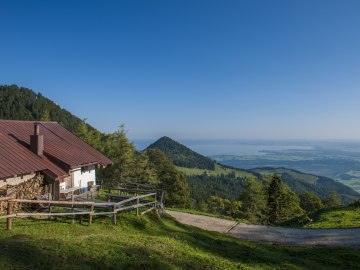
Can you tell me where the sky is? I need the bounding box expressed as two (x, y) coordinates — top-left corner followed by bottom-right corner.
(1, 0), (360, 141)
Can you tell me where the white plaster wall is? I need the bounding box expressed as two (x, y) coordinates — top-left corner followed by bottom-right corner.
(59, 181), (66, 190)
(0, 173), (37, 188)
(71, 165), (96, 191)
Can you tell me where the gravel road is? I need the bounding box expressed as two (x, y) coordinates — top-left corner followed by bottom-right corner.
(167, 210), (360, 248)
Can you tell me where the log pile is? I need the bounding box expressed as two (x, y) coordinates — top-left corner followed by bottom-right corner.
(15, 175), (44, 199)
(0, 175), (45, 212)
(14, 175), (45, 211)
(0, 197), (10, 212)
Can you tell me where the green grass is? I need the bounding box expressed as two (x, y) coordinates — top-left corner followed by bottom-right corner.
(252, 168), (318, 185)
(338, 178), (360, 193)
(305, 206), (360, 229)
(0, 212), (359, 269)
(177, 164), (256, 179)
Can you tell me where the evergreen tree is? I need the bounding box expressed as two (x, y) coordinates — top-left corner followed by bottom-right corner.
(105, 124), (136, 185)
(267, 175), (286, 224)
(145, 148), (191, 207)
(299, 192), (324, 214)
(40, 109), (51, 121)
(132, 152), (158, 185)
(75, 119), (91, 144)
(239, 178), (267, 223)
(324, 190), (341, 208)
(281, 189), (304, 220)
(267, 175), (304, 224)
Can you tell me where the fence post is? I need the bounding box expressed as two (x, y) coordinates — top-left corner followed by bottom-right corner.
(160, 190), (164, 205)
(136, 196), (139, 216)
(155, 193), (157, 209)
(113, 205), (117, 224)
(89, 204), (94, 226)
(71, 194), (75, 224)
(136, 184), (139, 215)
(48, 193), (52, 220)
(159, 190), (165, 214)
(7, 201), (13, 230)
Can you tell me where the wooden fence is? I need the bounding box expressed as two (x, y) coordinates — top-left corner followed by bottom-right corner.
(0, 190), (160, 231)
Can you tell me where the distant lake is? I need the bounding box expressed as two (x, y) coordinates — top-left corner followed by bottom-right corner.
(133, 139), (355, 156)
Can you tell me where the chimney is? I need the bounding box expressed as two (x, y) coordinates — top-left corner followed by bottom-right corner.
(30, 123), (44, 156)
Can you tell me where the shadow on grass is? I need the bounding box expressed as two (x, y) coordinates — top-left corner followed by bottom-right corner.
(0, 231), (241, 270)
(139, 213), (360, 270)
(0, 234), (193, 270)
(6, 216), (97, 228)
(0, 212), (359, 270)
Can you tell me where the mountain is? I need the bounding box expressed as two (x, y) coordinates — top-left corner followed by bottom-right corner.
(251, 167), (359, 204)
(149, 137), (360, 204)
(146, 136), (215, 170)
(212, 152), (360, 193)
(0, 85), (92, 133)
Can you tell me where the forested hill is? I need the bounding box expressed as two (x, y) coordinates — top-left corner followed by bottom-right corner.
(0, 85), (90, 133)
(154, 137), (360, 204)
(146, 136), (215, 170)
(251, 167), (359, 204)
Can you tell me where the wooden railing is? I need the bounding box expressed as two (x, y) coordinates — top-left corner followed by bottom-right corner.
(0, 191), (159, 230)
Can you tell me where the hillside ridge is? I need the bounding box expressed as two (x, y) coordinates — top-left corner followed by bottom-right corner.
(0, 85), (94, 133)
(146, 136), (215, 170)
(149, 136), (359, 204)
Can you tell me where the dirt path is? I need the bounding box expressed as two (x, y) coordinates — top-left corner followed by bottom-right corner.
(167, 210), (360, 248)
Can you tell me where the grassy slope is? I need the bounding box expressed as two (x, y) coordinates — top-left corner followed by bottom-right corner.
(305, 206), (360, 229)
(252, 168), (318, 184)
(0, 213), (359, 270)
(251, 167), (359, 204)
(338, 178), (360, 193)
(177, 164), (257, 179)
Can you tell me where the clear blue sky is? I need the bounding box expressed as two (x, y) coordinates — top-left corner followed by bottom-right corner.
(1, 0), (360, 140)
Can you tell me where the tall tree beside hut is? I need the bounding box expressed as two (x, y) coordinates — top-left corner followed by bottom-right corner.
(145, 148), (191, 207)
(105, 124), (136, 185)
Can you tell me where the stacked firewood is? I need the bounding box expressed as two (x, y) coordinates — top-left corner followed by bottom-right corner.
(13, 175), (45, 211)
(0, 175), (45, 212)
(15, 175), (44, 199)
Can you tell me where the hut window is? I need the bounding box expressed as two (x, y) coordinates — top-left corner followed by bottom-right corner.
(81, 166), (88, 174)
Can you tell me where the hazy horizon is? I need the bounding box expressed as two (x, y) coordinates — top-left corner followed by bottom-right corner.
(134, 138), (360, 156)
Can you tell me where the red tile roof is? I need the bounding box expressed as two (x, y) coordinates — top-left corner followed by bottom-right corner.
(0, 120), (112, 180)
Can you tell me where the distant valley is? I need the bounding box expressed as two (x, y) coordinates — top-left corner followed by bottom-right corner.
(146, 137), (360, 205)
(211, 144), (360, 192)
(140, 138), (360, 193)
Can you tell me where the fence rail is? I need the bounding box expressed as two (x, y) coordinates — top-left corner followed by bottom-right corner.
(0, 189), (162, 230)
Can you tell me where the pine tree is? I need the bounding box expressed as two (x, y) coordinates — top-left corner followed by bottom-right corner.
(324, 190), (341, 208)
(239, 178), (267, 223)
(267, 175), (304, 224)
(299, 192), (324, 214)
(267, 175), (287, 224)
(40, 109), (50, 121)
(111, 125), (136, 184)
(132, 152), (158, 185)
(145, 148), (191, 207)
(75, 119), (91, 144)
